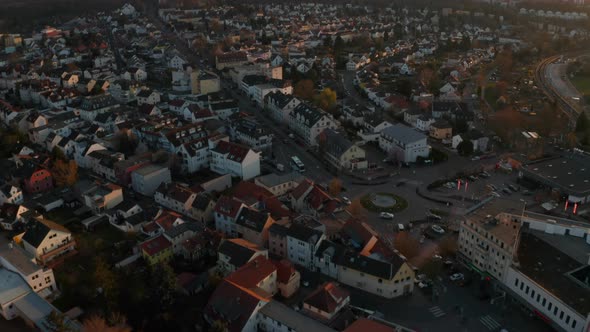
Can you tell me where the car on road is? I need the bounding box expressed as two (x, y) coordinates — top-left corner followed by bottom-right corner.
(487, 184), (498, 191)
(450, 273), (465, 281)
(502, 187), (512, 195)
(414, 274), (427, 284)
(398, 223), (405, 231)
(508, 184), (519, 192)
(491, 191), (501, 198)
(380, 212), (394, 219)
(418, 281), (431, 289)
(431, 225), (445, 234)
(342, 197), (351, 205)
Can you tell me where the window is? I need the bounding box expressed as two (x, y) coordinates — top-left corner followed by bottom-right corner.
(560, 311), (564, 320)
(536, 294), (540, 302)
(542, 298), (546, 306)
(548, 303), (552, 310)
(572, 320), (577, 328)
(525, 286), (529, 295)
(566, 315), (570, 324)
(531, 290), (535, 298)
(514, 279), (519, 286)
(520, 283), (524, 290)
(553, 306), (558, 316)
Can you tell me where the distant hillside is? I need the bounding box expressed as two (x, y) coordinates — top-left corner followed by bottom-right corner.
(0, 0), (127, 33)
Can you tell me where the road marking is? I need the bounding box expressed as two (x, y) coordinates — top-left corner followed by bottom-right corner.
(480, 315), (501, 331)
(429, 306), (445, 317)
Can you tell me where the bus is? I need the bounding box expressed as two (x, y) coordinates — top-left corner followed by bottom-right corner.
(290, 156), (305, 172)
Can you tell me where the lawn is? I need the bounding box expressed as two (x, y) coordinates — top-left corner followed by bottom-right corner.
(570, 74), (590, 96)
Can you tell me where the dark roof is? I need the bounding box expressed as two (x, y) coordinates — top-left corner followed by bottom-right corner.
(320, 129), (355, 159)
(22, 217), (70, 249)
(164, 222), (202, 239)
(265, 91), (297, 109)
(192, 194), (212, 211)
(211, 141), (251, 163)
(204, 280), (264, 332)
(287, 223), (323, 244)
(269, 223), (289, 237)
(218, 239), (259, 268)
(340, 251), (405, 280)
(381, 124), (427, 145)
(235, 207), (270, 232)
(291, 103), (327, 128)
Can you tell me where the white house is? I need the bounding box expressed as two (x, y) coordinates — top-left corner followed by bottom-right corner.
(20, 217), (76, 265)
(288, 103), (338, 146)
(136, 89), (161, 106)
(265, 91), (301, 124)
(131, 164), (172, 196)
(379, 124), (430, 163)
(0, 243), (57, 296)
(0, 184), (23, 206)
(209, 140), (260, 180)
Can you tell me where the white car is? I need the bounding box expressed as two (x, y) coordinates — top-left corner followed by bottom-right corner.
(380, 212), (394, 219)
(450, 273), (464, 281)
(414, 274), (427, 284)
(431, 225), (445, 234)
(342, 197), (351, 205)
(418, 281), (430, 289)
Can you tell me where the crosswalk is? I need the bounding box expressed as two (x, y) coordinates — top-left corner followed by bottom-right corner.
(429, 306), (446, 318)
(480, 315), (501, 331)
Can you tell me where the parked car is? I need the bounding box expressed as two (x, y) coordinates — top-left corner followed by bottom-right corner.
(508, 184), (519, 192)
(398, 223), (405, 231)
(414, 274), (427, 284)
(342, 197), (351, 205)
(431, 225), (445, 234)
(418, 281), (431, 289)
(450, 273), (465, 281)
(502, 187), (512, 195)
(380, 212), (394, 219)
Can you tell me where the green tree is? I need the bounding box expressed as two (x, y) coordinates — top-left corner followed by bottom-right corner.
(457, 140), (474, 156)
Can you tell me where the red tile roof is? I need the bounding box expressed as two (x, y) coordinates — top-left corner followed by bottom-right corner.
(291, 179), (313, 200)
(155, 210), (183, 231)
(304, 282), (349, 314)
(232, 181), (273, 205)
(226, 255), (276, 290)
(140, 234), (171, 256)
(273, 259), (297, 284)
(212, 141), (251, 163)
(204, 281), (265, 332)
(214, 196), (244, 218)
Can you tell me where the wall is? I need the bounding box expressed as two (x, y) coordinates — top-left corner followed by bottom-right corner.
(337, 262), (414, 299)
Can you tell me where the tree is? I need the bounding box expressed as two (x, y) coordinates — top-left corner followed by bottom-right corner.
(394, 232), (420, 259)
(294, 79), (314, 101)
(148, 263), (177, 310)
(94, 257), (119, 309)
(457, 140), (474, 156)
(210, 320), (227, 332)
(52, 159), (78, 187)
(315, 88), (337, 112)
(328, 178), (342, 196)
(576, 112), (589, 133)
(46, 311), (73, 332)
(82, 314), (131, 332)
(333, 36), (344, 54)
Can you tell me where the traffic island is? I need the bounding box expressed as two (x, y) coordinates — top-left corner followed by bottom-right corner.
(360, 192), (408, 213)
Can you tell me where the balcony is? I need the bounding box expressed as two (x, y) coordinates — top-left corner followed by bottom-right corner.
(39, 240), (77, 266)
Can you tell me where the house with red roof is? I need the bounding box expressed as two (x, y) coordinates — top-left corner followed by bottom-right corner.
(344, 318), (396, 332)
(139, 234), (172, 265)
(289, 179), (343, 217)
(217, 238), (268, 276)
(226, 255), (277, 297)
(273, 259), (300, 298)
(210, 140), (260, 180)
(303, 282), (350, 322)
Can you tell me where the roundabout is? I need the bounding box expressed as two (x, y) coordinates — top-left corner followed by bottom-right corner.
(361, 192), (408, 213)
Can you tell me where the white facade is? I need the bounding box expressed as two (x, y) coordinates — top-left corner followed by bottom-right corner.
(210, 145), (261, 180)
(131, 165), (172, 196)
(287, 234), (325, 270)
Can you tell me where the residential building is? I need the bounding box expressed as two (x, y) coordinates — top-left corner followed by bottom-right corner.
(217, 238), (268, 276)
(140, 234), (173, 265)
(379, 124), (430, 163)
(231, 118), (273, 152)
(136, 89), (160, 106)
(273, 259), (300, 298)
(286, 223), (325, 270)
(154, 182), (198, 216)
(20, 216), (76, 266)
(265, 91), (301, 124)
(23, 168), (53, 194)
(131, 164), (172, 196)
(82, 183), (123, 214)
(210, 140), (261, 180)
(0, 183), (23, 206)
(318, 129), (367, 171)
(226, 255), (278, 296)
(257, 300), (336, 332)
(452, 130), (489, 152)
(254, 172), (303, 197)
(289, 103), (338, 146)
(268, 223), (289, 258)
(214, 195), (245, 237)
(429, 120), (453, 140)
(191, 70), (220, 95)
(303, 282), (350, 322)
(0, 243), (57, 295)
(215, 51), (249, 70)
(235, 206), (275, 247)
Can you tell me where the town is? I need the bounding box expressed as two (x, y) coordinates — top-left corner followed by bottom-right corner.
(0, 0), (589, 331)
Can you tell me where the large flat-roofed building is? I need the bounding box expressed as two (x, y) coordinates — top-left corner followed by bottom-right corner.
(505, 229), (590, 332)
(519, 152), (590, 203)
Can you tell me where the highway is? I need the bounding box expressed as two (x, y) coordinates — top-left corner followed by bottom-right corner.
(535, 54), (585, 128)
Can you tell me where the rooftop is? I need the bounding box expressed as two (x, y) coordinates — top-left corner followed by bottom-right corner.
(465, 198), (524, 249)
(0, 243), (41, 276)
(516, 230), (590, 315)
(0, 267), (30, 305)
(521, 154), (590, 194)
(259, 300), (336, 332)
